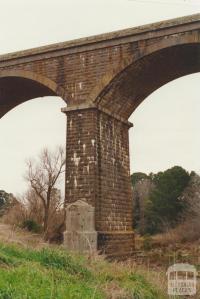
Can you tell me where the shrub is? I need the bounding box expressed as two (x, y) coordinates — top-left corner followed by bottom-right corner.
(142, 235), (153, 251)
(22, 219), (42, 233)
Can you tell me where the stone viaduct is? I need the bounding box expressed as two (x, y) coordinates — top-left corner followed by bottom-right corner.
(0, 14), (200, 256)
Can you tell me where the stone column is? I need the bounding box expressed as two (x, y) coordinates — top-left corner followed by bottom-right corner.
(96, 109), (134, 257)
(62, 105), (99, 206)
(62, 105), (134, 256)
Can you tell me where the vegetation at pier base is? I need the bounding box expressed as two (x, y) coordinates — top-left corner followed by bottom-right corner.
(0, 242), (168, 299)
(2, 161), (200, 298)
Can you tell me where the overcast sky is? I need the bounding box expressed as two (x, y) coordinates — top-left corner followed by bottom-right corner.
(0, 0), (200, 196)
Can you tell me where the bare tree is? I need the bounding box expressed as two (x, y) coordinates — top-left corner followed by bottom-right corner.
(25, 146), (65, 237)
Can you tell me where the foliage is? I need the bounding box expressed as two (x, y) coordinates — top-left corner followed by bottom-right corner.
(141, 235), (153, 251)
(0, 191), (16, 217)
(131, 172), (149, 186)
(0, 191), (7, 211)
(0, 242), (168, 299)
(146, 166), (190, 234)
(131, 166), (190, 235)
(21, 219), (42, 233)
(132, 178), (155, 234)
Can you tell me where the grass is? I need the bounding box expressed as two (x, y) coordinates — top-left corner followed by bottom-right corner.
(0, 242), (169, 299)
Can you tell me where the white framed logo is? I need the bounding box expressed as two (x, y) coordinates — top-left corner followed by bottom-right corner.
(166, 263), (197, 296)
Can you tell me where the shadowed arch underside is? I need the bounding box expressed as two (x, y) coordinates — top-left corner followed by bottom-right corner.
(0, 72), (66, 118)
(96, 43), (200, 120)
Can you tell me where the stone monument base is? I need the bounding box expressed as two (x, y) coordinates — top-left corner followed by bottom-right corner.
(64, 230), (97, 253)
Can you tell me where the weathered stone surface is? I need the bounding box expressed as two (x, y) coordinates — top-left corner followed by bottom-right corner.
(64, 200), (97, 253)
(0, 14), (200, 256)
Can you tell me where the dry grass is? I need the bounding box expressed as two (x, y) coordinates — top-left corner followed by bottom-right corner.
(153, 220), (200, 247)
(0, 221), (47, 249)
(2, 192), (66, 243)
(2, 201), (26, 227)
(85, 254), (168, 298)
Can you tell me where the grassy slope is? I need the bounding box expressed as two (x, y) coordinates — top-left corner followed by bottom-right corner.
(0, 242), (168, 299)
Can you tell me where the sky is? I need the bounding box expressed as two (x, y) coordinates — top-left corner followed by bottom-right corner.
(0, 0), (200, 196)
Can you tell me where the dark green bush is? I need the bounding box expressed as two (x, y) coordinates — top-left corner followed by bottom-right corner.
(142, 235), (153, 251)
(22, 219), (42, 233)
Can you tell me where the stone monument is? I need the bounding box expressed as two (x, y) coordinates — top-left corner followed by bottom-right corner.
(64, 200), (97, 253)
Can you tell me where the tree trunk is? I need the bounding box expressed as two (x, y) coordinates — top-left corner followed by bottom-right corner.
(43, 191), (51, 240)
(43, 206), (49, 233)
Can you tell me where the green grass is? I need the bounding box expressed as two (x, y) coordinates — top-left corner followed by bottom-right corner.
(0, 243), (168, 299)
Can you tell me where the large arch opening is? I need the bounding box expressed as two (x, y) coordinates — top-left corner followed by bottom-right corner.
(128, 73), (200, 256)
(96, 42), (200, 120)
(129, 73), (200, 175)
(0, 73), (67, 243)
(0, 71), (66, 118)
(0, 72), (67, 195)
(0, 96), (66, 195)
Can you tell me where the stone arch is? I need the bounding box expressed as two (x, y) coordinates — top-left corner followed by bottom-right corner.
(92, 33), (200, 120)
(0, 70), (67, 118)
